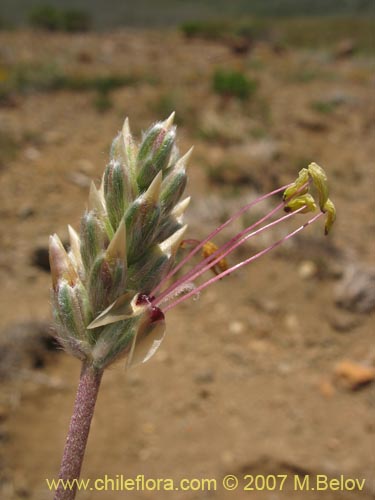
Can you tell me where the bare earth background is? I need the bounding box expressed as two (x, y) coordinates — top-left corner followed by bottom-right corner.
(0, 27), (374, 500)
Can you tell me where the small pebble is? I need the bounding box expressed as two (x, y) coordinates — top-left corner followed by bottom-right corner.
(221, 451), (235, 465)
(24, 147), (40, 161)
(77, 159), (94, 173)
(298, 260), (318, 279)
(334, 360), (375, 390)
(31, 247), (50, 272)
(327, 311), (360, 333)
(18, 206), (35, 219)
(318, 379), (335, 398)
(194, 369), (215, 384)
(229, 321), (245, 335)
(284, 314), (299, 331)
(67, 171), (91, 188)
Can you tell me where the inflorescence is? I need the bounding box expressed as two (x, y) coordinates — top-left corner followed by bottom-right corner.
(49, 114), (336, 370)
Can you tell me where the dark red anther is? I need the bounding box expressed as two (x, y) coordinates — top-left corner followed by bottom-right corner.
(150, 306), (165, 322)
(136, 294), (164, 321)
(136, 293), (150, 306)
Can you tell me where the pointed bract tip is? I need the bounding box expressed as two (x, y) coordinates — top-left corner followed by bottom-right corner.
(106, 218), (127, 263)
(128, 315), (166, 367)
(163, 111), (175, 130)
(176, 146), (194, 170)
(160, 224), (188, 257)
(122, 117), (133, 142)
(123, 117), (130, 132)
(49, 234), (77, 288)
(144, 171), (162, 203)
(99, 172), (105, 194)
(88, 181), (105, 214)
(87, 291), (138, 329)
(67, 225), (79, 244)
(67, 225), (82, 268)
(88, 180), (97, 200)
(171, 196), (191, 219)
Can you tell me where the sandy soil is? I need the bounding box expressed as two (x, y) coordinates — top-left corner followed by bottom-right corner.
(0, 30), (374, 500)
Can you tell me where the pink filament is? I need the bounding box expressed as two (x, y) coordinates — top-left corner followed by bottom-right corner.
(162, 211), (324, 313)
(150, 183), (290, 297)
(153, 206), (305, 307)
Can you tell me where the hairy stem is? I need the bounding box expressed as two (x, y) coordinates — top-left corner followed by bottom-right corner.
(54, 362), (103, 500)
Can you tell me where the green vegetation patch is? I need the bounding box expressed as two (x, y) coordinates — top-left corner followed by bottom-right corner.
(0, 63), (140, 98)
(29, 5), (91, 32)
(181, 16), (374, 53)
(213, 69), (257, 100)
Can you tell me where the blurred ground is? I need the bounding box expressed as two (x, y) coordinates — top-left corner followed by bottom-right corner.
(0, 29), (374, 500)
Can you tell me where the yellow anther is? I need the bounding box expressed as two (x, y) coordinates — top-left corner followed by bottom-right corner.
(307, 162), (329, 210)
(284, 162), (336, 235)
(323, 198), (336, 235)
(283, 168), (309, 201)
(284, 193), (317, 214)
(202, 241), (228, 276)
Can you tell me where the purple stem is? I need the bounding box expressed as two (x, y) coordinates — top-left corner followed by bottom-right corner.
(54, 363), (103, 500)
(150, 183), (290, 297)
(162, 211), (324, 312)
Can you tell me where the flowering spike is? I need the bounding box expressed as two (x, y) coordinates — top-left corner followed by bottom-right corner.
(50, 120), (338, 491)
(50, 117), (189, 370)
(50, 117), (336, 374)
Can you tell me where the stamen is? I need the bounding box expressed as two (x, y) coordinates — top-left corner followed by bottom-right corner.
(153, 206), (304, 307)
(202, 241), (229, 275)
(157, 282), (196, 306)
(154, 199), (285, 305)
(150, 183), (290, 297)
(162, 211), (324, 312)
